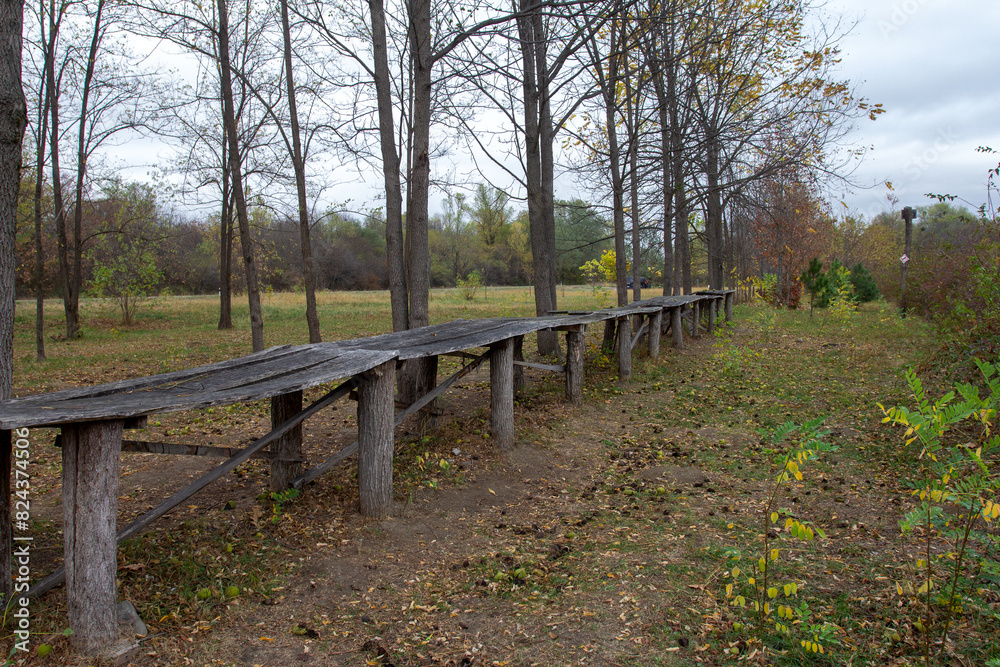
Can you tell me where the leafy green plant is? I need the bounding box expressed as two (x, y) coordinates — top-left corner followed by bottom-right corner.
(269, 488), (301, 524)
(458, 270), (484, 300)
(879, 359), (1000, 664)
(723, 418), (839, 657)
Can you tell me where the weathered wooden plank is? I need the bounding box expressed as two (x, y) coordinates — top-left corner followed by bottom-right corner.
(565, 330), (584, 406)
(513, 360), (566, 373)
(54, 436), (305, 461)
(28, 377), (358, 599)
(62, 420), (122, 654)
(490, 339), (515, 451)
(358, 361), (395, 519)
(0, 349), (394, 429)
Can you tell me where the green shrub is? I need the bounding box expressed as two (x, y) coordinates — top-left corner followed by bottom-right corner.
(849, 263), (880, 302)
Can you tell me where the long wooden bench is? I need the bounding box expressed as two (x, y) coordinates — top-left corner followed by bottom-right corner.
(0, 290), (733, 655)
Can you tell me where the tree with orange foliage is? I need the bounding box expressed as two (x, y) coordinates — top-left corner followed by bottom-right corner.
(747, 172), (833, 308)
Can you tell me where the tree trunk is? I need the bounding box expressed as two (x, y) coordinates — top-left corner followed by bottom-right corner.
(650, 50), (673, 296)
(368, 0), (408, 335)
(68, 0), (107, 340)
(216, 0), (265, 351)
(705, 132), (724, 289)
(533, 11), (559, 350)
(281, 0), (321, 343)
(667, 55), (690, 295)
(625, 70), (641, 303)
(218, 163), (233, 329)
(518, 2), (558, 355)
(402, 0), (436, 399)
(46, 0), (73, 339)
(33, 74), (49, 361)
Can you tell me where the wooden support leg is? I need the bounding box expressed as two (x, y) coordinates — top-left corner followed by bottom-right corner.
(725, 292), (733, 322)
(648, 310), (662, 358)
(513, 335), (525, 399)
(565, 330), (584, 406)
(707, 299), (717, 334)
(358, 361), (395, 519)
(270, 391), (303, 492)
(617, 316), (632, 380)
(691, 302), (700, 337)
(490, 338), (515, 451)
(62, 420), (123, 654)
(601, 319), (617, 355)
(671, 307), (684, 349)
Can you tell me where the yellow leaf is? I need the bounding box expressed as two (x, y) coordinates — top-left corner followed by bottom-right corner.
(771, 548), (779, 561)
(767, 587), (778, 599)
(770, 512), (779, 524)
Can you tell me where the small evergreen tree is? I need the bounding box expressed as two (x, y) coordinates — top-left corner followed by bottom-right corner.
(849, 263), (880, 303)
(799, 258), (827, 317)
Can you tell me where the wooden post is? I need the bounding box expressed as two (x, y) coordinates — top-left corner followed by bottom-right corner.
(901, 206), (916, 316)
(671, 307), (684, 349)
(357, 361), (395, 519)
(269, 390), (303, 491)
(648, 310), (662, 358)
(724, 292), (733, 322)
(617, 316), (632, 380)
(62, 420), (123, 654)
(707, 298), (717, 333)
(601, 319), (617, 355)
(512, 335), (525, 399)
(690, 302), (700, 337)
(490, 338), (515, 451)
(565, 329), (585, 405)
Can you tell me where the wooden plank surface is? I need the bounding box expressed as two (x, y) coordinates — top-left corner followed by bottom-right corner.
(0, 294), (718, 429)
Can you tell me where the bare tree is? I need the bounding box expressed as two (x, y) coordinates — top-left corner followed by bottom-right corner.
(0, 0), (27, 603)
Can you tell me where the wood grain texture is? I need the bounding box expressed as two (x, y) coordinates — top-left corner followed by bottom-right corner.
(617, 317), (632, 380)
(648, 310), (662, 358)
(489, 339), (514, 451)
(565, 330), (584, 406)
(358, 361), (395, 519)
(672, 307), (684, 349)
(270, 391), (303, 491)
(62, 420), (121, 654)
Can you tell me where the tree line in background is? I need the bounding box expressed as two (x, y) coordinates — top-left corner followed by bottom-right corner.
(23, 0), (1000, 386)
(17, 0), (887, 370)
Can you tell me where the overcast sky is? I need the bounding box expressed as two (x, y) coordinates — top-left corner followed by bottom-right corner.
(824, 0), (1000, 219)
(129, 1), (1000, 222)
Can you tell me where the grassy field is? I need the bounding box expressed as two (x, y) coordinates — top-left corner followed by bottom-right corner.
(6, 289), (1000, 667)
(12, 286), (618, 395)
